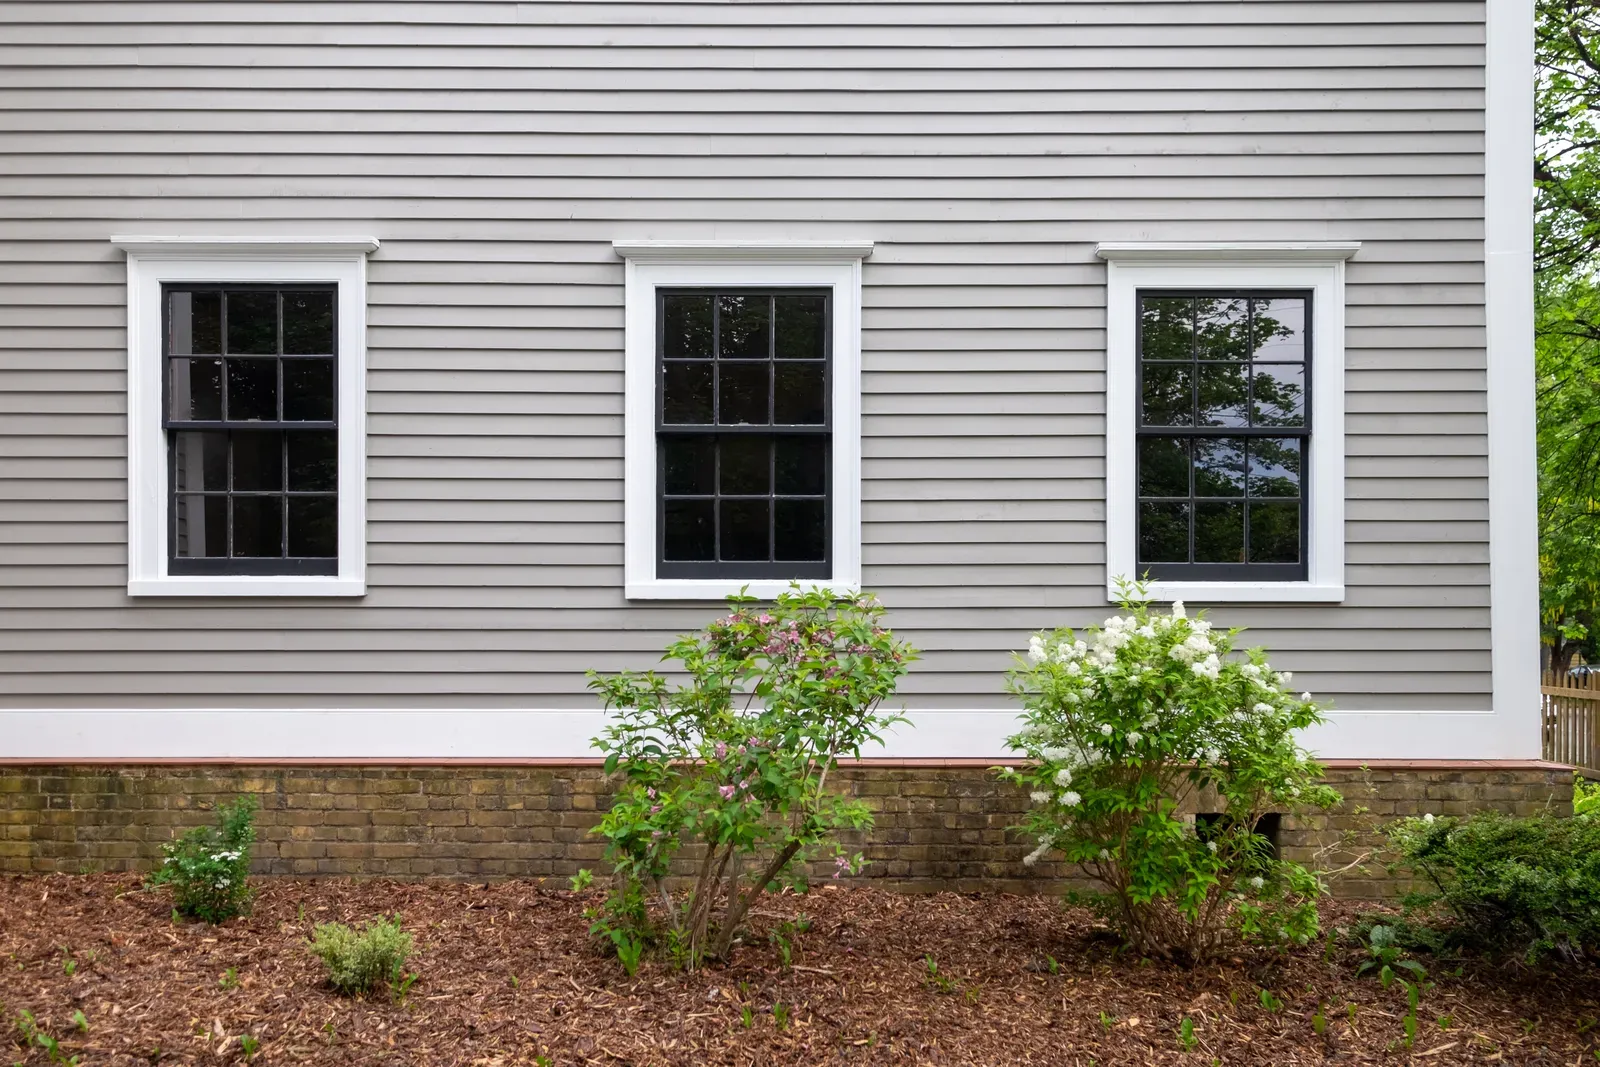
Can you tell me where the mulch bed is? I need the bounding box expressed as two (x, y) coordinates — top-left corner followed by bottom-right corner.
(1, 875), (1596, 1065)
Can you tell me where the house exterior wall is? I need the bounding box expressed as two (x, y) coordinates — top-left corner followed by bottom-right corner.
(0, 2), (1535, 761)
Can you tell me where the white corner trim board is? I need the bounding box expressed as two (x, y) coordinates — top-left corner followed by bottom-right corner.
(1484, 0), (1543, 759)
(0, 707), (1527, 762)
(615, 240), (871, 600)
(117, 236), (377, 597)
(1097, 245), (1353, 604)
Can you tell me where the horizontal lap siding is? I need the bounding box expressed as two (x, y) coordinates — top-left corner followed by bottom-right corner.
(0, 1), (1489, 715)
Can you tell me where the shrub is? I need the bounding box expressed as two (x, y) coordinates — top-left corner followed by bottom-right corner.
(586, 586), (915, 968)
(147, 796), (257, 923)
(308, 914), (414, 996)
(1000, 583), (1339, 965)
(1576, 775), (1599, 818)
(1388, 811), (1600, 964)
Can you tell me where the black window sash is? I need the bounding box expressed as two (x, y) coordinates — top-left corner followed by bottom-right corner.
(655, 288), (833, 580)
(1134, 289), (1311, 582)
(162, 283), (339, 577)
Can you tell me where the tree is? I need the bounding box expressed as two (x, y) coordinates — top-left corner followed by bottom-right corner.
(1535, 0), (1600, 666)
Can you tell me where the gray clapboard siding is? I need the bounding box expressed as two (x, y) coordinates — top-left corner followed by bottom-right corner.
(0, 0), (1491, 714)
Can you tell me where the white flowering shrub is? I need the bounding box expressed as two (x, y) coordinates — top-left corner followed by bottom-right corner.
(147, 795), (257, 923)
(1000, 584), (1339, 964)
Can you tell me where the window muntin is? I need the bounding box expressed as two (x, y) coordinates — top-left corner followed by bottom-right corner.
(162, 285), (339, 576)
(655, 289), (832, 579)
(1135, 291), (1310, 581)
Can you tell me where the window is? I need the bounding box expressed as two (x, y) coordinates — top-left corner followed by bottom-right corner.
(616, 241), (870, 600)
(165, 286), (340, 575)
(1097, 243), (1357, 603)
(114, 236), (376, 596)
(657, 290), (831, 579)
(1136, 292), (1309, 582)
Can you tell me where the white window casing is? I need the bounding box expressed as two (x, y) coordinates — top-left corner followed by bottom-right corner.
(615, 240), (871, 600)
(113, 235), (378, 597)
(1096, 242), (1360, 604)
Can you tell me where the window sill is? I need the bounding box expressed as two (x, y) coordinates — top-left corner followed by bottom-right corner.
(626, 578), (859, 602)
(128, 577), (366, 598)
(1113, 581), (1345, 604)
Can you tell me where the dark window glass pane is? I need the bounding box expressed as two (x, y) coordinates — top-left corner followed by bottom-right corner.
(282, 291), (334, 354)
(1193, 437), (1246, 497)
(1195, 502), (1245, 562)
(1138, 502), (1190, 563)
(169, 358), (223, 420)
(231, 496), (284, 557)
(1252, 298), (1305, 361)
(717, 294), (770, 359)
(226, 359), (278, 421)
(1250, 364), (1305, 427)
(662, 361), (714, 424)
(662, 296), (714, 359)
(720, 437), (770, 495)
(288, 496), (337, 557)
(284, 359), (335, 421)
(172, 431), (228, 493)
(774, 362), (825, 425)
(718, 362), (769, 425)
(662, 436), (715, 495)
(1195, 297), (1250, 361)
(232, 431), (284, 491)
(1246, 438), (1302, 498)
(1138, 437), (1189, 498)
(1198, 363), (1249, 427)
(1139, 298), (1193, 360)
(1140, 363), (1193, 426)
(663, 499), (714, 560)
(720, 499), (769, 561)
(775, 499), (826, 561)
(775, 295), (826, 359)
(226, 291), (278, 355)
(287, 431), (338, 492)
(174, 495), (228, 558)
(775, 437), (827, 495)
(1249, 501), (1301, 563)
(169, 291), (221, 355)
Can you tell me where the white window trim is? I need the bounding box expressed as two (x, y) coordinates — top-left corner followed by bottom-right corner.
(1097, 242), (1358, 604)
(113, 235), (378, 597)
(616, 240), (870, 600)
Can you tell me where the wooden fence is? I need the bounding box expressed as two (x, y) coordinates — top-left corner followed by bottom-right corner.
(1542, 670), (1600, 774)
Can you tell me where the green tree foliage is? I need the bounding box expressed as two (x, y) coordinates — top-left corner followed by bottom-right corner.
(1535, 0), (1600, 665)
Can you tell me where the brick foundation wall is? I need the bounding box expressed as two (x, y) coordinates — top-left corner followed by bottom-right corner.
(0, 762), (1575, 898)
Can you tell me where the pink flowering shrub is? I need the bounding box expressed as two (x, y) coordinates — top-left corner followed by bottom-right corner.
(1000, 581), (1339, 965)
(586, 586), (914, 968)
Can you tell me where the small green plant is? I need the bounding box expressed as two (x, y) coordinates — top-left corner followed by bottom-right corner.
(1311, 1002), (1327, 1036)
(772, 1003), (790, 1031)
(509, 973), (519, 990)
(1437, 1013), (1453, 1030)
(1355, 924), (1428, 989)
(395, 971), (419, 1003)
(1045, 954), (1060, 974)
(740, 1005), (754, 1029)
(307, 914), (413, 997)
(1400, 980), (1424, 1047)
(1178, 1016), (1198, 1052)
(568, 868), (593, 893)
(14, 1011), (78, 1067)
(922, 955), (960, 995)
(768, 915), (811, 968)
(146, 796), (257, 923)
(586, 588), (914, 969)
(60, 956), (74, 978)
(533, 1057), (551, 1067)
(219, 967), (239, 990)
(1258, 988), (1284, 1013)
(239, 1034), (260, 1060)
(1099, 1011), (1116, 1033)
(68, 1012), (85, 1035)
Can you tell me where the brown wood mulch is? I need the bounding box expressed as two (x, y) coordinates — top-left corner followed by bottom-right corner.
(2, 874), (1596, 1066)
